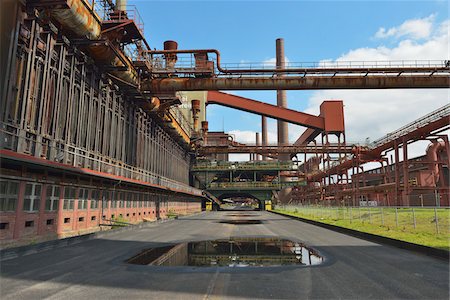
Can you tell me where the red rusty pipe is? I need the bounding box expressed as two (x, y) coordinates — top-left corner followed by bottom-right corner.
(144, 49), (449, 74)
(144, 76), (450, 92)
(426, 140), (446, 184)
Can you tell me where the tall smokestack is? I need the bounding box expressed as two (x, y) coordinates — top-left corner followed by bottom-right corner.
(276, 38), (289, 160)
(261, 116), (267, 160)
(116, 0), (127, 11)
(191, 99), (201, 133)
(256, 132), (261, 161)
(276, 38), (292, 205)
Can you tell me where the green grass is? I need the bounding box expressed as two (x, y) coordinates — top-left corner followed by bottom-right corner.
(273, 207), (450, 251)
(110, 216), (130, 229)
(166, 210), (179, 218)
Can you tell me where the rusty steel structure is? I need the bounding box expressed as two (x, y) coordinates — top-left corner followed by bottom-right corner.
(292, 104), (450, 207)
(207, 91), (325, 129)
(139, 47), (449, 94)
(1, 0), (449, 247)
(0, 0), (203, 246)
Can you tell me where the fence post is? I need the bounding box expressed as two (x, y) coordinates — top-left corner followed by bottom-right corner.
(380, 207), (384, 226)
(434, 207), (440, 234)
(350, 207), (352, 223)
(412, 207), (416, 229)
(336, 207), (339, 220)
(368, 207), (372, 224)
(395, 207), (398, 227)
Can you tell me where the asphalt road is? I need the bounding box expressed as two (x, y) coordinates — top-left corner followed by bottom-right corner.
(1, 211), (448, 299)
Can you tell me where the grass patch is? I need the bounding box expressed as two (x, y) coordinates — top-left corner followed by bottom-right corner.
(166, 210), (179, 219)
(110, 216), (130, 229)
(273, 207), (450, 251)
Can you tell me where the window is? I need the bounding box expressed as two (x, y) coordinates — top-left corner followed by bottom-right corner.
(23, 183), (41, 212)
(78, 217), (84, 222)
(45, 185), (60, 211)
(63, 187), (76, 210)
(46, 219), (54, 225)
(25, 220), (34, 227)
(126, 193), (132, 208)
(78, 188), (88, 210)
(0, 223), (9, 229)
(111, 214), (115, 219)
(0, 181), (18, 211)
(133, 213), (136, 216)
(90, 190), (99, 209)
(64, 218), (70, 223)
(91, 216), (96, 221)
(102, 193), (109, 209)
(109, 192), (117, 209)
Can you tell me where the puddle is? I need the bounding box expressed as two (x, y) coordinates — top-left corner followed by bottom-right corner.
(219, 220), (263, 225)
(226, 214), (260, 217)
(127, 237), (323, 267)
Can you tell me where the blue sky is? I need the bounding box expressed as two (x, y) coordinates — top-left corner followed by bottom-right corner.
(131, 0), (448, 152)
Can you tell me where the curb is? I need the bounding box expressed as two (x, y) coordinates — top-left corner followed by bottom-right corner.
(269, 210), (449, 261)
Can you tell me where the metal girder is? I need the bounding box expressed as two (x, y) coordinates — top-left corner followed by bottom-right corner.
(294, 128), (321, 145)
(207, 91), (324, 130)
(198, 144), (355, 155)
(144, 75), (450, 93)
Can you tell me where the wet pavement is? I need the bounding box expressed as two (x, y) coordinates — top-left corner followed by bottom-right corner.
(1, 211), (448, 299)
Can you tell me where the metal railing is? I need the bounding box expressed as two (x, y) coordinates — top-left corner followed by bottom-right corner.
(168, 106), (193, 138)
(221, 59), (448, 70)
(0, 127), (202, 196)
(147, 54), (449, 77)
(192, 160), (297, 171)
(372, 103), (450, 148)
(208, 181), (304, 189)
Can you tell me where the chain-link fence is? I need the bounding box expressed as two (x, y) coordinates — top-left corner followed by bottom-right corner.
(275, 205), (449, 235)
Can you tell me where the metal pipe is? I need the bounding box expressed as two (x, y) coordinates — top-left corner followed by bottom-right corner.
(201, 121), (208, 144)
(426, 140), (446, 184)
(116, 0), (128, 11)
(145, 76), (449, 92)
(144, 48), (449, 75)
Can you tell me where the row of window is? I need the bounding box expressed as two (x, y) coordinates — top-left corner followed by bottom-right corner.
(0, 210), (159, 231)
(0, 180), (191, 213)
(0, 219), (54, 230)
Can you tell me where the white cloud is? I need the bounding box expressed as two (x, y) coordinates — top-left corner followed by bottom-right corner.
(374, 14), (435, 40)
(262, 56), (290, 68)
(228, 129), (277, 144)
(302, 17), (449, 163)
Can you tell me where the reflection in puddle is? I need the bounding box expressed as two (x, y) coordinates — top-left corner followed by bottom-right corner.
(219, 219), (263, 225)
(226, 214), (260, 217)
(127, 237), (323, 267)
